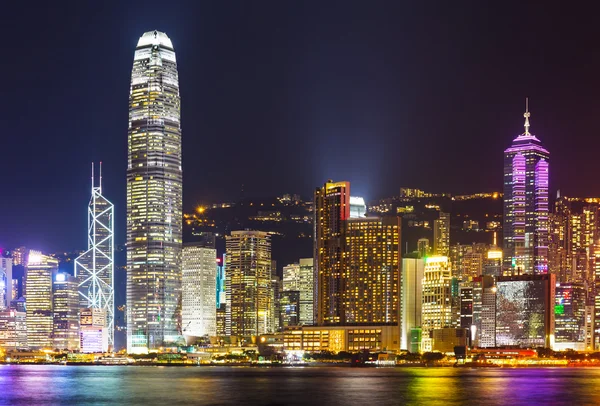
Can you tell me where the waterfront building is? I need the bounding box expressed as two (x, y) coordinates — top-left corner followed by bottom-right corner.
(226, 231), (272, 336)
(126, 30), (183, 353)
(495, 273), (555, 348)
(343, 216), (400, 324)
(421, 256), (453, 351)
(282, 258), (314, 326)
(400, 258), (424, 352)
(314, 180), (350, 325)
(283, 325), (400, 353)
(433, 212), (450, 256)
(53, 272), (80, 351)
(0, 310), (27, 350)
(182, 244), (217, 341)
(80, 308), (108, 353)
(503, 100), (550, 274)
(26, 252), (57, 349)
(472, 276), (496, 348)
(75, 163), (114, 348)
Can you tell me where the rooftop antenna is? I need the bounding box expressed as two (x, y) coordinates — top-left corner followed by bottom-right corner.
(99, 161), (103, 193)
(91, 162), (95, 193)
(523, 97), (531, 136)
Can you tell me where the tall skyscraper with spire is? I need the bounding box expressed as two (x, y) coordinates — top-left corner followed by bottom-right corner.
(75, 163), (114, 348)
(127, 30), (183, 353)
(503, 99), (550, 275)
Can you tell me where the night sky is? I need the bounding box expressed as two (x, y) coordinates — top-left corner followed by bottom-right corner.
(1, 1), (599, 252)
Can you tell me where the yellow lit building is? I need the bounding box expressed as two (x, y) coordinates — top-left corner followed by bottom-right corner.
(26, 251), (58, 349)
(226, 231), (273, 336)
(283, 325), (400, 353)
(421, 256), (453, 351)
(343, 217), (400, 324)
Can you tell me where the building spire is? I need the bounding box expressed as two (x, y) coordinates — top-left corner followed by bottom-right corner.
(91, 162), (95, 193)
(523, 97), (531, 136)
(99, 161), (103, 193)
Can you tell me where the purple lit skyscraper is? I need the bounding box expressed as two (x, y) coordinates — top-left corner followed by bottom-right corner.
(503, 99), (550, 275)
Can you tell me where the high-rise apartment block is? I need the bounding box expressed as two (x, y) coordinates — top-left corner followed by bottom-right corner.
(182, 244), (217, 340)
(127, 31), (183, 353)
(226, 231), (273, 336)
(503, 101), (550, 275)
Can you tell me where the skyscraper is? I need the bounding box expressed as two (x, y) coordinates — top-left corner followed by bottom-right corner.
(53, 272), (80, 351)
(314, 181), (350, 325)
(400, 257), (425, 352)
(282, 258), (314, 326)
(26, 251), (57, 349)
(421, 256), (453, 351)
(433, 212), (450, 256)
(503, 100), (550, 275)
(226, 231), (272, 336)
(127, 31), (183, 353)
(182, 244), (217, 340)
(0, 256), (12, 309)
(75, 163), (114, 348)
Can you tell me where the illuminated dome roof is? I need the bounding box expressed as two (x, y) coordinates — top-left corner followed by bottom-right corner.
(137, 30), (173, 49)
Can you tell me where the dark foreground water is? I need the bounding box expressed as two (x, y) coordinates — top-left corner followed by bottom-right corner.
(1, 365), (599, 405)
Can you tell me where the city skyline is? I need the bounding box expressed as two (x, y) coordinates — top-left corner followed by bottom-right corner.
(3, 1), (600, 253)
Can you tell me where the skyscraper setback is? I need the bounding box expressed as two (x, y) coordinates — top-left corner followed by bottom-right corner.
(127, 31), (183, 353)
(503, 100), (550, 275)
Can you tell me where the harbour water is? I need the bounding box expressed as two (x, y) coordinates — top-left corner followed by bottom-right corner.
(1, 365), (599, 405)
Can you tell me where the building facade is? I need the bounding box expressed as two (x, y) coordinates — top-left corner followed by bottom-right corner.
(421, 256), (453, 351)
(400, 258), (424, 352)
(182, 244), (217, 340)
(226, 231), (272, 336)
(25, 252), (58, 349)
(433, 212), (450, 256)
(126, 31), (183, 353)
(75, 163), (114, 348)
(282, 258), (314, 326)
(53, 273), (80, 351)
(503, 101), (550, 275)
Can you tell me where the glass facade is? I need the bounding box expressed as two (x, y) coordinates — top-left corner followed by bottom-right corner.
(127, 31), (183, 353)
(503, 105), (550, 274)
(182, 244), (217, 338)
(75, 163), (114, 348)
(25, 252), (58, 349)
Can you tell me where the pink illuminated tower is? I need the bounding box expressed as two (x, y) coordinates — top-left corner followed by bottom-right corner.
(503, 99), (550, 275)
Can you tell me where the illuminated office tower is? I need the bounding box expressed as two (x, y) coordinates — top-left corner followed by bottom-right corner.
(343, 217), (400, 324)
(182, 244), (217, 340)
(503, 100), (550, 275)
(282, 258), (314, 325)
(0, 256), (12, 309)
(421, 256), (453, 351)
(554, 283), (586, 351)
(226, 231), (272, 336)
(400, 258), (425, 352)
(433, 212), (450, 256)
(75, 163), (114, 348)
(53, 272), (80, 351)
(495, 273), (555, 348)
(314, 180), (350, 325)
(485, 244), (503, 277)
(127, 30), (183, 353)
(25, 251), (58, 349)
(462, 275), (496, 348)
